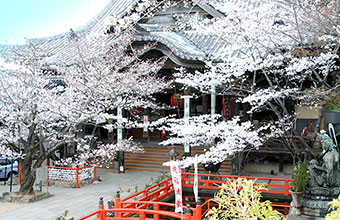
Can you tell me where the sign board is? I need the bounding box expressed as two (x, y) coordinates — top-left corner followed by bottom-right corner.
(170, 161), (183, 213)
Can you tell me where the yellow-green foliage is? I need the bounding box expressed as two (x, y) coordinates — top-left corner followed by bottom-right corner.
(325, 194), (340, 220)
(56, 210), (74, 220)
(206, 178), (283, 220)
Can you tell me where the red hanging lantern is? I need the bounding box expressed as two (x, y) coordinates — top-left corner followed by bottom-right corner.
(171, 94), (184, 109)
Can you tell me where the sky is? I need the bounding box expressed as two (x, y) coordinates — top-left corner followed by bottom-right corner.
(0, 0), (110, 45)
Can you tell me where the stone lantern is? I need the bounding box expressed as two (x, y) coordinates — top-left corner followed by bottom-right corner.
(168, 146), (179, 161)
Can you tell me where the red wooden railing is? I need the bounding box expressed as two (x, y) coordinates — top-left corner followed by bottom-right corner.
(18, 164), (96, 188)
(182, 172), (292, 196)
(77, 171), (292, 220)
(201, 198), (217, 217)
(78, 198), (201, 220)
(200, 199), (290, 218)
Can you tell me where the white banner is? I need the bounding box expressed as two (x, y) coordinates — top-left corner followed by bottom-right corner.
(170, 161), (183, 213)
(194, 157), (198, 202)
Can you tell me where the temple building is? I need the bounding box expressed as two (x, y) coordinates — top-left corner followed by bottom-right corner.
(4, 0), (338, 175)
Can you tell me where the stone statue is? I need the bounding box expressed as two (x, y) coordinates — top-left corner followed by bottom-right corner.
(318, 130), (339, 186)
(306, 159), (325, 187)
(299, 129), (340, 219)
(306, 130), (340, 194)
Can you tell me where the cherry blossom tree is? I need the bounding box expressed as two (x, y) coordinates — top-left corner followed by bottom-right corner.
(163, 0), (340, 165)
(0, 54), (86, 194)
(0, 30), (171, 194)
(161, 115), (281, 167)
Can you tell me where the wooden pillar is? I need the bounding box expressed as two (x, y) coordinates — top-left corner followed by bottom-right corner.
(202, 95), (208, 114)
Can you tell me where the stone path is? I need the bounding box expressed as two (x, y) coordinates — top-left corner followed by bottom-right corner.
(0, 169), (160, 220)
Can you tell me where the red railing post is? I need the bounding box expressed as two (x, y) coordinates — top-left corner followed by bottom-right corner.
(196, 204), (202, 220)
(164, 180), (169, 194)
(185, 212), (191, 220)
(181, 170), (185, 186)
(154, 203), (159, 220)
(18, 163), (21, 185)
(93, 165), (97, 181)
(143, 189), (148, 198)
(97, 197), (105, 220)
(115, 197), (122, 218)
(76, 167), (79, 188)
(139, 211), (146, 220)
(284, 179), (290, 196)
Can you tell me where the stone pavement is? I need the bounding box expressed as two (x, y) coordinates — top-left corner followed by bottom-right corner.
(0, 169), (160, 220)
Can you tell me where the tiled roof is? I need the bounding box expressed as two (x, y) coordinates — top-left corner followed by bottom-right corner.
(9, 0), (229, 65)
(134, 32), (206, 61)
(22, 0), (137, 65)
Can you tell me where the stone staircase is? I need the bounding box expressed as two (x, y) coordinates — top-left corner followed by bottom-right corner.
(124, 144), (232, 174)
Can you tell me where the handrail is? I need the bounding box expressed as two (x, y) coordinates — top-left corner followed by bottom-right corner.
(44, 165), (93, 170)
(122, 177), (173, 202)
(76, 204), (192, 220)
(78, 172), (293, 220)
(76, 210), (100, 220)
(201, 199), (216, 217)
(183, 172), (292, 196)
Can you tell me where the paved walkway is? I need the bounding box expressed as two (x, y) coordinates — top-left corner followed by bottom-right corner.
(0, 169), (160, 220)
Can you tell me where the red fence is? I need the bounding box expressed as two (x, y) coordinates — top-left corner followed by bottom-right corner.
(77, 171), (292, 220)
(18, 164), (97, 188)
(183, 172), (292, 196)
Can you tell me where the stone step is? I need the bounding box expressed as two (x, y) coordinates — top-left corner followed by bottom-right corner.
(121, 144), (232, 174)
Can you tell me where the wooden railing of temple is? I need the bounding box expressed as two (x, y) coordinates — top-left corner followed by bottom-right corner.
(77, 172), (292, 220)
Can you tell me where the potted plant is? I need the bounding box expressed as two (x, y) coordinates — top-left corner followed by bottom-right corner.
(289, 160), (308, 216)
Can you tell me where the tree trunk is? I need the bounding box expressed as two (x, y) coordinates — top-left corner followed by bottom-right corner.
(19, 159), (35, 195)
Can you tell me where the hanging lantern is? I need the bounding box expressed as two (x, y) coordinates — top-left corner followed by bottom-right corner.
(171, 94), (184, 109)
(222, 96), (233, 119)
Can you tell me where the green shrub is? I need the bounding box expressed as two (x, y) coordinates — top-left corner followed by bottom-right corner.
(206, 178), (283, 220)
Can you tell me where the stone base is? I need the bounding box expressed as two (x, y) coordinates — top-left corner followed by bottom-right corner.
(287, 215), (324, 220)
(1, 191), (51, 203)
(301, 194), (333, 218)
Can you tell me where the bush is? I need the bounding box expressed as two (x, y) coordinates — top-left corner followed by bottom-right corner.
(56, 210), (74, 220)
(206, 178), (283, 220)
(325, 194), (340, 220)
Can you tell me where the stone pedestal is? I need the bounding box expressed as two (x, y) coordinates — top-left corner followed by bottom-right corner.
(287, 215), (324, 220)
(2, 191), (51, 203)
(300, 193), (332, 219)
(287, 191), (336, 220)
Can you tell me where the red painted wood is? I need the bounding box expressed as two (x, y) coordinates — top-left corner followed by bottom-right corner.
(77, 172), (293, 220)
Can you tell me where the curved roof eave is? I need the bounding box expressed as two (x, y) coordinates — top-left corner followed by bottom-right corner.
(134, 32), (206, 62)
